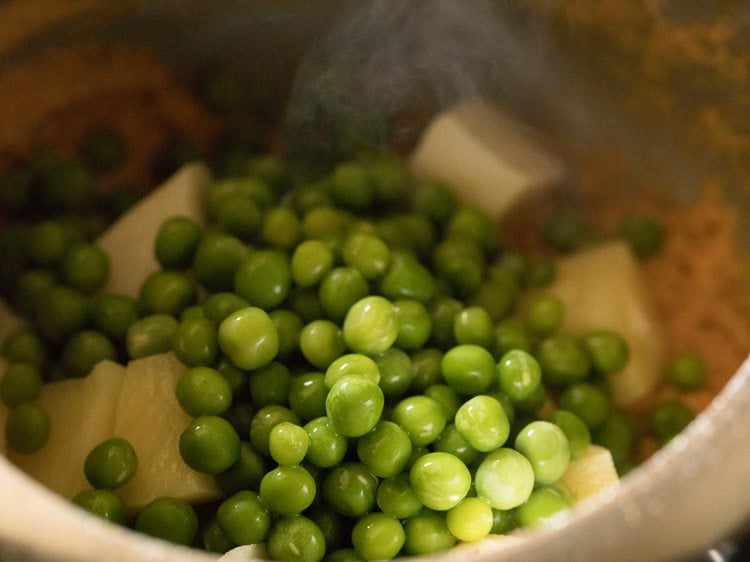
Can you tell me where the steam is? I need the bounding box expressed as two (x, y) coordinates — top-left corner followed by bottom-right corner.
(284, 0), (556, 153)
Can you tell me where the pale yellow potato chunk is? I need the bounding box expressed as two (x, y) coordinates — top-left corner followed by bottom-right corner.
(97, 162), (211, 298)
(549, 240), (668, 407)
(7, 360), (125, 499)
(113, 352), (221, 512)
(409, 102), (566, 219)
(558, 445), (619, 503)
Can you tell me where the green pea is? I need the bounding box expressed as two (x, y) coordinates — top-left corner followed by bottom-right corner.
(424, 384), (461, 422)
(288, 372), (328, 422)
(452, 305), (495, 349)
(409, 452), (471, 511)
(216, 490), (270, 546)
(234, 250), (292, 310)
(247, 361), (290, 407)
(559, 382), (610, 430)
(497, 349), (543, 403)
(441, 344), (495, 395)
(269, 422), (309, 465)
(537, 335), (592, 385)
(154, 216), (203, 269)
(61, 243), (109, 294)
(202, 517), (234, 554)
(429, 297), (463, 350)
(299, 319), (345, 370)
(35, 286), (91, 344)
(403, 510), (456, 555)
(27, 220), (75, 266)
(593, 409), (638, 468)
(516, 485), (570, 528)
(410, 348), (443, 392)
(491, 508), (518, 535)
(134, 497), (198, 546)
(92, 294), (140, 342)
(330, 162), (374, 211)
(2, 329), (47, 370)
(1, 363), (43, 407)
(619, 214), (664, 258)
(494, 318), (532, 356)
(357, 420), (412, 478)
(376, 474), (423, 519)
(514, 420), (571, 484)
(304, 416), (348, 468)
(379, 251), (437, 304)
(433, 237), (485, 297)
(666, 354), (707, 391)
(260, 464), (317, 516)
(372, 347), (413, 400)
(138, 270), (196, 316)
(411, 180), (457, 224)
(5, 401), (50, 453)
(549, 409), (591, 461)
(454, 395), (510, 452)
(290, 239), (334, 287)
(542, 207), (595, 252)
(126, 314), (179, 360)
(72, 489), (128, 525)
(393, 299), (432, 350)
(13, 269), (57, 316)
(215, 194), (262, 240)
(470, 275), (520, 322)
(175, 366), (233, 417)
(266, 516), (326, 562)
(61, 330), (116, 378)
(524, 294), (564, 337)
(84, 437), (138, 490)
(447, 497), (493, 543)
(322, 462), (378, 517)
(218, 306), (279, 370)
(650, 399), (695, 444)
(248, 405), (300, 458)
(326, 375), (384, 438)
(179, 415), (241, 474)
(325, 353), (380, 388)
(192, 232), (250, 292)
(341, 232), (391, 280)
(352, 512), (405, 561)
(475, 448), (535, 510)
(173, 317), (219, 368)
(391, 395), (447, 447)
(582, 330), (630, 374)
(433, 423), (479, 466)
(269, 309), (304, 358)
(215, 441), (267, 496)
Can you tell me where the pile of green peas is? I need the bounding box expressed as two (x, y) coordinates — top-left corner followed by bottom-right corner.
(1, 133), (706, 560)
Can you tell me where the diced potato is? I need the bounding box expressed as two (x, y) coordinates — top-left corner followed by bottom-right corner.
(7, 360), (126, 499)
(113, 352), (221, 511)
(409, 102), (566, 219)
(97, 162), (211, 298)
(549, 240), (668, 407)
(218, 545), (270, 562)
(558, 445), (619, 503)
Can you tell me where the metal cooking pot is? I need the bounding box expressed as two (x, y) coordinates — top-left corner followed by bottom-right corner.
(0, 1), (748, 561)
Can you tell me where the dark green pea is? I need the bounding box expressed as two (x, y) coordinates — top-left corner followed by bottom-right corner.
(134, 497), (198, 546)
(411, 180), (457, 224)
(266, 515), (326, 562)
(248, 362), (291, 407)
(470, 275), (520, 322)
(5, 401), (50, 453)
(441, 344), (495, 395)
(61, 330), (116, 378)
(305, 504), (349, 553)
(593, 409), (638, 468)
(269, 309), (303, 358)
(666, 354), (707, 392)
(495, 318), (533, 356)
(192, 232), (250, 292)
(543, 207), (595, 252)
(126, 314), (179, 360)
(352, 512), (405, 561)
(261, 206), (301, 250)
(299, 319), (345, 370)
(377, 474), (423, 519)
(318, 266), (369, 323)
(537, 335), (591, 385)
(329, 161), (375, 211)
(491, 508), (518, 535)
(154, 216), (202, 269)
(423, 384), (461, 421)
(234, 250), (292, 310)
(549, 409), (591, 461)
(393, 299), (432, 351)
(2, 329), (47, 371)
(217, 490), (270, 546)
(559, 382), (610, 430)
(201, 517), (235, 554)
(650, 399), (695, 444)
(92, 294), (140, 342)
(214, 194), (262, 240)
(288, 286), (325, 323)
(215, 441), (267, 497)
(260, 464), (317, 517)
(138, 270), (195, 316)
(403, 510), (456, 556)
(172, 317), (219, 367)
(524, 294), (564, 337)
(61, 243), (109, 294)
(379, 251), (437, 304)
(341, 232), (391, 280)
(429, 297), (463, 349)
(84, 437), (138, 489)
(205, 177), (273, 218)
(433, 423), (479, 466)
(179, 415), (241, 474)
(13, 269), (57, 316)
(433, 237), (485, 297)
(152, 135), (201, 181)
(619, 214), (664, 258)
(372, 347), (413, 400)
(35, 286), (91, 344)
(357, 420), (412, 478)
(453, 306), (495, 349)
(290, 239), (334, 287)
(249, 405), (300, 458)
(582, 330), (630, 374)
(0, 166), (34, 213)
(409, 348), (443, 392)
(288, 372), (328, 422)
(218, 306), (279, 371)
(526, 258), (557, 287)
(377, 213), (436, 257)
(391, 395), (446, 447)
(1, 363), (42, 407)
(176, 366), (233, 417)
(322, 462), (378, 517)
(36, 159), (95, 212)
(72, 489), (128, 525)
